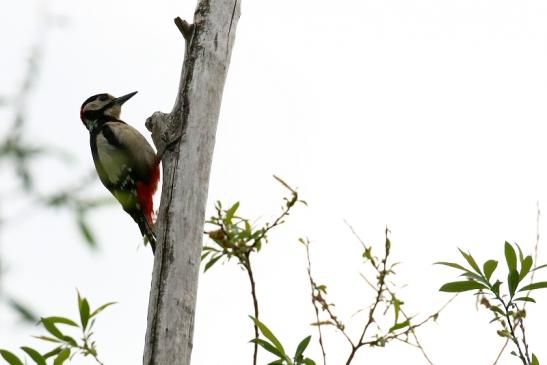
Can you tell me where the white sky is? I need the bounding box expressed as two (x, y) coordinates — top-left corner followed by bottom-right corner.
(2, 0), (547, 364)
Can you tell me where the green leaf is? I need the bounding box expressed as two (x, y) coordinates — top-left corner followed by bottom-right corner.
(201, 250), (212, 261)
(43, 316), (78, 327)
(434, 262), (471, 272)
(204, 254), (222, 272)
(461, 272), (489, 286)
(458, 249), (482, 274)
(33, 336), (61, 344)
(303, 359), (317, 365)
(42, 347), (62, 359)
(60, 336), (77, 347)
(20, 347), (46, 365)
(483, 260), (498, 281)
(531, 353), (539, 365)
(391, 295), (403, 324)
(508, 270), (519, 298)
(79, 298), (90, 331)
(40, 318), (65, 340)
(439, 281), (485, 292)
(490, 305), (504, 315)
(250, 339), (286, 359)
(250, 316), (286, 354)
(362, 247), (373, 261)
(90, 301), (117, 318)
(37, 317), (78, 346)
(294, 336), (311, 361)
(388, 320), (410, 333)
(505, 242), (517, 272)
(515, 242), (525, 266)
(520, 256), (533, 281)
(7, 298), (38, 323)
(244, 220), (252, 236)
(77, 218), (97, 248)
(224, 202), (240, 223)
(53, 348), (70, 365)
(514, 297), (536, 303)
(0, 350), (24, 365)
(492, 280), (502, 296)
(519, 281), (547, 292)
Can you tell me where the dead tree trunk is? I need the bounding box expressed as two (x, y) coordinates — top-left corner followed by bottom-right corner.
(143, 0), (240, 364)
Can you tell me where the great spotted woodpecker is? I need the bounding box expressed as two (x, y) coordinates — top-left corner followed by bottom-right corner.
(80, 91), (160, 253)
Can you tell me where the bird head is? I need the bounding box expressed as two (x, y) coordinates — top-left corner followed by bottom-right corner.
(80, 91), (137, 130)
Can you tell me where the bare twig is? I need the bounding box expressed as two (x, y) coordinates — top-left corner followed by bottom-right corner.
(304, 255), (353, 348)
(382, 283), (437, 365)
(304, 240), (327, 365)
(519, 318), (531, 364)
(344, 220), (368, 250)
(250, 176), (301, 250)
(243, 255), (259, 365)
(360, 295), (454, 347)
(311, 225), (455, 365)
(527, 202), (541, 301)
(492, 339), (510, 365)
(344, 228), (390, 365)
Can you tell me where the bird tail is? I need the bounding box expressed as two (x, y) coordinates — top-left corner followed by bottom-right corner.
(136, 215), (156, 254)
(135, 165), (160, 254)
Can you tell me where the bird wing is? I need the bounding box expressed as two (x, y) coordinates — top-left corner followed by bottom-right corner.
(95, 121), (157, 188)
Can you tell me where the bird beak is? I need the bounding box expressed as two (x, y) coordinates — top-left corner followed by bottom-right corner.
(114, 91), (138, 105)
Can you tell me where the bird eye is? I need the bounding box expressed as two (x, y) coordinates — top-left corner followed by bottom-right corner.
(98, 95), (108, 102)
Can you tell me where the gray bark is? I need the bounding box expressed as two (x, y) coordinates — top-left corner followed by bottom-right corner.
(143, 0), (240, 364)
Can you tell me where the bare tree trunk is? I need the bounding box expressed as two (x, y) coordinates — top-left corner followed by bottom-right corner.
(143, 0), (240, 364)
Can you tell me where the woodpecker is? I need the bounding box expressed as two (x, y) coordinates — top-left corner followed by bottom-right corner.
(80, 91), (160, 253)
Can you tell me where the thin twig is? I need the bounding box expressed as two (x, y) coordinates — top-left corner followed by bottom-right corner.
(492, 339), (510, 365)
(526, 202), (541, 302)
(305, 241), (327, 365)
(243, 254), (259, 365)
(345, 226), (455, 365)
(79, 341), (105, 365)
(307, 269), (353, 347)
(500, 300), (527, 364)
(250, 177), (299, 249)
(519, 318), (531, 364)
(383, 282), (436, 365)
(204, 178), (303, 365)
(345, 228), (390, 365)
(344, 220), (367, 250)
(362, 293), (457, 347)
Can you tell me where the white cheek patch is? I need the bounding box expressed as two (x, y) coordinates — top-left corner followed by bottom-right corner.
(84, 101), (101, 112)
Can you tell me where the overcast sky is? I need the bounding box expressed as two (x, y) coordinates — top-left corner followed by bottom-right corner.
(2, 0), (547, 364)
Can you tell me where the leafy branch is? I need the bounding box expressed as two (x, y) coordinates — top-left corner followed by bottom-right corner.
(0, 292), (115, 365)
(437, 241), (547, 365)
(203, 176), (306, 365)
(250, 317), (315, 365)
(303, 228), (448, 365)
